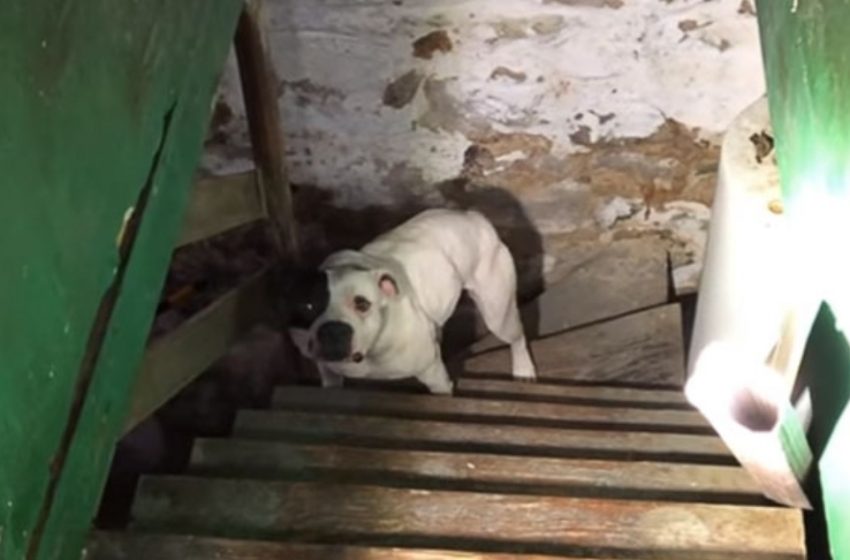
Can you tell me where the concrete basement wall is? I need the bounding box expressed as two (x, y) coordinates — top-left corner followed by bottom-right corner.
(201, 0), (765, 295)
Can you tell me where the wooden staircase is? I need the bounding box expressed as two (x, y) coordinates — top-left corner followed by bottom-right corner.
(79, 10), (804, 557)
(87, 304), (806, 559)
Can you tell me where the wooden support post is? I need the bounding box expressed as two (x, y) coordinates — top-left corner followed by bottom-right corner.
(234, 0), (299, 265)
(233, 0), (307, 378)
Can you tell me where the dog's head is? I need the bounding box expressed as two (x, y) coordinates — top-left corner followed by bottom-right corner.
(282, 254), (401, 364)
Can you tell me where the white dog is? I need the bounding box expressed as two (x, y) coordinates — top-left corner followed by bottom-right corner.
(286, 209), (536, 394)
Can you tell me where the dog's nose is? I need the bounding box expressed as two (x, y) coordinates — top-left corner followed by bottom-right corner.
(316, 321), (354, 362)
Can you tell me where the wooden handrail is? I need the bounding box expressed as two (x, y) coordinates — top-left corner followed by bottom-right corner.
(234, 0), (299, 263)
(123, 268), (274, 434)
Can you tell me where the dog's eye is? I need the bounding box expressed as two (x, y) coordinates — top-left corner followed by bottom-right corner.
(354, 296), (371, 313)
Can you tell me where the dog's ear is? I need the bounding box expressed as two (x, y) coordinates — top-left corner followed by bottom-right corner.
(266, 264), (291, 318)
(379, 273), (399, 297)
(268, 265), (324, 325)
(270, 262), (298, 293)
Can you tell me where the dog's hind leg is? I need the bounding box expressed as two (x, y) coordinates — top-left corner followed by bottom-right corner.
(467, 245), (537, 381)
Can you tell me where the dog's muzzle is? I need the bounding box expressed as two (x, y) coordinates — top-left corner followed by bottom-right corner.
(316, 320), (354, 362)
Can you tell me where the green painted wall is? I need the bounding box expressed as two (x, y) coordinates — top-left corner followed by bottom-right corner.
(0, 1), (241, 559)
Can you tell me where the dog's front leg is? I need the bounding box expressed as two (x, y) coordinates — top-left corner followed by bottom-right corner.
(418, 360), (454, 395)
(318, 364), (344, 388)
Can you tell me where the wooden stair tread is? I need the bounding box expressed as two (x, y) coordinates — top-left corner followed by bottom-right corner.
(233, 409), (733, 464)
(129, 477), (805, 559)
(88, 532), (615, 559)
(191, 439), (764, 504)
(271, 386), (709, 433)
(455, 378), (689, 409)
(452, 238), (670, 356)
(460, 304), (685, 387)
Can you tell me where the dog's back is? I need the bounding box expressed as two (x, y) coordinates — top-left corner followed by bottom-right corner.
(361, 209), (501, 325)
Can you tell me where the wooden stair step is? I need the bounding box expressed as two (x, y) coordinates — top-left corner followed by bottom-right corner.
(455, 378), (690, 409)
(233, 409), (733, 464)
(271, 386), (710, 434)
(450, 237), (670, 356)
(129, 477), (805, 559)
(87, 532), (605, 560)
(190, 439), (765, 504)
(460, 304), (685, 388)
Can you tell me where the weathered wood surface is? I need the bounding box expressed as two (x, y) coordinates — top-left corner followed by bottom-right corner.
(130, 477), (805, 559)
(124, 268), (272, 434)
(271, 386), (709, 433)
(456, 378), (689, 409)
(234, 0), (299, 263)
(234, 410), (732, 464)
(461, 304), (685, 387)
(88, 533), (606, 560)
(464, 238), (670, 355)
(177, 172), (263, 247)
(191, 439), (764, 504)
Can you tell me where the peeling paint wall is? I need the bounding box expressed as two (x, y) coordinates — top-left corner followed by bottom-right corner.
(202, 0), (765, 294)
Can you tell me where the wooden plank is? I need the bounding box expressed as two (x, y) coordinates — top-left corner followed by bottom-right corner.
(461, 304), (685, 387)
(0, 3), (243, 559)
(271, 386), (710, 434)
(177, 171), (263, 247)
(123, 268), (272, 434)
(233, 410), (733, 464)
(532, 238), (669, 333)
(234, 0), (299, 262)
(232, 0), (309, 385)
(130, 477), (806, 559)
(88, 532), (605, 560)
(456, 378), (690, 409)
(191, 439), (765, 504)
(461, 238), (670, 355)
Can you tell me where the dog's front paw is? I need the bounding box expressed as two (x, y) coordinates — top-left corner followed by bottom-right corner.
(319, 368), (344, 388)
(420, 372), (454, 395)
(424, 377), (454, 395)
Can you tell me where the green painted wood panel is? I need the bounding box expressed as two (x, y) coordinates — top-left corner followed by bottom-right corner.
(756, 0), (850, 204)
(0, 1), (241, 559)
(821, 399), (850, 558)
(756, 1), (850, 557)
